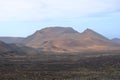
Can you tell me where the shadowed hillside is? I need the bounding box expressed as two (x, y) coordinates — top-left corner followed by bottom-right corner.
(0, 37), (24, 44)
(112, 38), (120, 44)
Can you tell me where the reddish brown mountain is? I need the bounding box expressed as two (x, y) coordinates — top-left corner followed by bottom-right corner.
(21, 27), (120, 52)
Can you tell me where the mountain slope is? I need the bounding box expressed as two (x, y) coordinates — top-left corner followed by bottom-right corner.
(0, 40), (19, 57)
(0, 37), (24, 44)
(21, 27), (120, 52)
(0, 40), (40, 57)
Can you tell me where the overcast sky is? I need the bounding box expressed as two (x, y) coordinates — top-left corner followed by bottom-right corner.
(0, 0), (120, 39)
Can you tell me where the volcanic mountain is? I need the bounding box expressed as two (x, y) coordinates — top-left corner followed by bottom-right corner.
(21, 27), (120, 52)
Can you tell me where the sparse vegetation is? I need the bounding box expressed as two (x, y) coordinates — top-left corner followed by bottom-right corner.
(0, 51), (120, 80)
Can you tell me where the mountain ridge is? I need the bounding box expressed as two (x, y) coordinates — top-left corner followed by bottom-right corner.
(0, 27), (120, 53)
(20, 27), (120, 52)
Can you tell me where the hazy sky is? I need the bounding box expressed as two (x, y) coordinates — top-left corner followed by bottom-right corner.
(0, 0), (120, 39)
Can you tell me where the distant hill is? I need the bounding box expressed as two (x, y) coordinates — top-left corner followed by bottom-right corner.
(0, 40), (40, 57)
(111, 38), (120, 44)
(0, 40), (19, 57)
(21, 27), (120, 52)
(0, 37), (24, 44)
(0, 40), (11, 52)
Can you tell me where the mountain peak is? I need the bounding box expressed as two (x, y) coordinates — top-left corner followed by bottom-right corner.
(41, 26), (73, 30)
(35, 27), (78, 36)
(83, 28), (96, 33)
(82, 28), (109, 41)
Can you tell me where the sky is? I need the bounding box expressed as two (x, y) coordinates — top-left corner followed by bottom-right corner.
(0, 0), (120, 39)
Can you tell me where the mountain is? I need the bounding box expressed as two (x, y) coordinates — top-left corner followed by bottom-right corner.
(111, 38), (120, 44)
(0, 37), (24, 44)
(21, 27), (120, 52)
(0, 40), (40, 57)
(22, 27), (78, 45)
